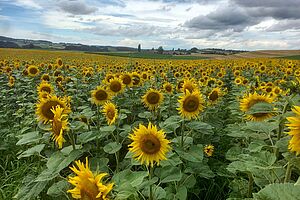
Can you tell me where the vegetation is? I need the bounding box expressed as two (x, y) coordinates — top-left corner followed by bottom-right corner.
(1, 48), (300, 200)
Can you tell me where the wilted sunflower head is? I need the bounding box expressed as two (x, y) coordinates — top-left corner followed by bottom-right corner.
(91, 86), (111, 105)
(68, 157), (114, 200)
(50, 105), (68, 149)
(177, 90), (204, 120)
(128, 123), (171, 167)
(132, 72), (141, 86)
(36, 95), (71, 123)
(102, 102), (118, 125)
(142, 88), (164, 111)
(41, 74), (50, 81)
(208, 87), (223, 103)
(108, 77), (125, 94)
(239, 92), (275, 121)
(28, 65), (39, 77)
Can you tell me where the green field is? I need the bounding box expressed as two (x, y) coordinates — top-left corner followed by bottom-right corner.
(87, 52), (208, 60)
(280, 55), (300, 60)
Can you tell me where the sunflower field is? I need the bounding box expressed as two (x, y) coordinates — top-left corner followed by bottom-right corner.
(1, 48), (300, 200)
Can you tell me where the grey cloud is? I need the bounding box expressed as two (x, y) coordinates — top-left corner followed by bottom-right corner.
(267, 19), (300, 32)
(232, 0), (300, 8)
(184, 7), (257, 32)
(57, 0), (98, 15)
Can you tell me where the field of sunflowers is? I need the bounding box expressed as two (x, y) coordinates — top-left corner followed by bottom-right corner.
(1, 48), (300, 200)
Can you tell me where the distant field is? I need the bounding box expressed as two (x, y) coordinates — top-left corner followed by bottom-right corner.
(87, 52), (208, 60)
(279, 55), (300, 60)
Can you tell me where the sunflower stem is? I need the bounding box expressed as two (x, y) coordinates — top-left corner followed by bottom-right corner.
(277, 100), (289, 141)
(284, 161), (292, 183)
(180, 120), (185, 148)
(149, 166), (154, 200)
(247, 173), (254, 198)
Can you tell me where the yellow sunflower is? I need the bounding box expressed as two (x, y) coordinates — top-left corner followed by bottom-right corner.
(68, 157), (114, 200)
(108, 77), (125, 95)
(178, 90), (205, 120)
(182, 79), (197, 93)
(50, 106), (68, 149)
(208, 87), (223, 104)
(142, 88), (164, 111)
(286, 106), (300, 155)
(41, 74), (50, 81)
(37, 81), (54, 94)
(131, 72), (141, 86)
(102, 102), (118, 125)
(239, 92), (274, 121)
(128, 123), (171, 167)
(28, 65), (40, 77)
(36, 95), (71, 123)
(121, 73), (133, 87)
(163, 82), (173, 94)
(91, 86), (112, 105)
(204, 144), (214, 157)
(8, 76), (15, 87)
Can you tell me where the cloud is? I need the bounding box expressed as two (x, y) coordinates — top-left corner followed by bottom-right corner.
(267, 19), (300, 32)
(184, 6), (257, 32)
(57, 0), (98, 15)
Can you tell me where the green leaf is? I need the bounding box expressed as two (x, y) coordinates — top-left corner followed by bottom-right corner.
(47, 180), (69, 197)
(138, 111), (153, 119)
(77, 131), (99, 143)
(113, 169), (148, 188)
(14, 180), (49, 200)
(157, 166), (182, 183)
(154, 186), (166, 200)
(186, 121), (213, 134)
(246, 102), (273, 115)
(175, 144), (203, 163)
(159, 115), (182, 133)
(16, 131), (40, 145)
(175, 186), (187, 200)
(253, 183), (300, 200)
(17, 144), (45, 159)
(103, 142), (122, 154)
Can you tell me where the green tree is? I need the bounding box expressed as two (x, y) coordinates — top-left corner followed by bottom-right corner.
(157, 46), (164, 54)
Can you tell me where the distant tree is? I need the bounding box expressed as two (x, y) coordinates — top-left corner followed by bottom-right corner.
(157, 46), (164, 54)
(190, 47), (198, 53)
(138, 44), (141, 52)
(151, 47), (155, 51)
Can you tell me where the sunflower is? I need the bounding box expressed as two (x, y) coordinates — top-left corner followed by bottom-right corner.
(102, 102), (118, 125)
(178, 90), (204, 120)
(108, 77), (125, 95)
(128, 123), (171, 167)
(56, 58), (63, 67)
(28, 65), (40, 77)
(163, 82), (173, 94)
(41, 74), (50, 81)
(50, 106), (68, 149)
(204, 144), (214, 157)
(36, 95), (71, 123)
(286, 106), (300, 155)
(8, 76), (15, 87)
(208, 87), (223, 104)
(239, 92), (274, 121)
(131, 72), (141, 86)
(91, 86), (111, 105)
(142, 88), (164, 111)
(37, 81), (54, 94)
(121, 73), (133, 87)
(68, 157), (114, 200)
(234, 77), (242, 85)
(182, 79), (197, 93)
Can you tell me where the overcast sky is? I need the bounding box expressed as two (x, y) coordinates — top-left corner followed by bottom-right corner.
(0, 0), (300, 50)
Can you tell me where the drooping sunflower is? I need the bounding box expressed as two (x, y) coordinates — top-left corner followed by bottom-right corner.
(91, 86), (112, 105)
(68, 157), (114, 200)
(36, 95), (71, 123)
(50, 106), (68, 149)
(41, 74), (50, 81)
(8, 76), (15, 87)
(37, 81), (54, 94)
(102, 102), (118, 125)
(28, 65), (40, 77)
(239, 92), (274, 121)
(208, 87), (223, 104)
(178, 90), (205, 120)
(286, 106), (300, 155)
(128, 123), (171, 167)
(182, 79), (197, 93)
(204, 144), (214, 157)
(108, 77), (125, 95)
(163, 82), (173, 94)
(142, 88), (164, 111)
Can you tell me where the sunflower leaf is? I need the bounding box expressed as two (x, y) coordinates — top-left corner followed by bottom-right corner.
(103, 142), (122, 154)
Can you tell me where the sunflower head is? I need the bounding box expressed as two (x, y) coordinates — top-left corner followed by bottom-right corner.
(41, 74), (50, 81)
(121, 73), (133, 87)
(50, 106), (68, 149)
(91, 86), (112, 105)
(177, 90), (205, 120)
(37, 81), (54, 94)
(102, 102), (118, 125)
(131, 72), (141, 86)
(68, 157), (114, 200)
(182, 79), (197, 93)
(204, 144), (214, 157)
(239, 92), (274, 121)
(128, 123), (171, 167)
(8, 76), (15, 87)
(208, 87), (223, 104)
(28, 65), (40, 77)
(36, 95), (71, 123)
(108, 77), (125, 94)
(286, 106), (300, 155)
(163, 82), (173, 94)
(142, 88), (164, 111)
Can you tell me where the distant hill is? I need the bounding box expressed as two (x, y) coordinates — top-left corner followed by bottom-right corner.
(0, 36), (136, 52)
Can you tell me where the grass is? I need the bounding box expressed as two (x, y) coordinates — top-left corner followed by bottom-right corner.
(279, 55), (300, 60)
(86, 52), (208, 60)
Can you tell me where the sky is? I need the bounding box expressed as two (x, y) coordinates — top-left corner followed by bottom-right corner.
(0, 0), (300, 50)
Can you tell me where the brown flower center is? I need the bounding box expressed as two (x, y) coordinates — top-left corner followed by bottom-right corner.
(165, 85), (172, 92)
(183, 96), (199, 112)
(122, 75), (131, 85)
(107, 109), (115, 120)
(110, 81), (122, 92)
(140, 134), (161, 154)
(41, 86), (51, 93)
(95, 90), (108, 101)
(29, 67), (38, 74)
(41, 101), (63, 120)
(146, 92), (160, 105)
(209, 91), (219, 102)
